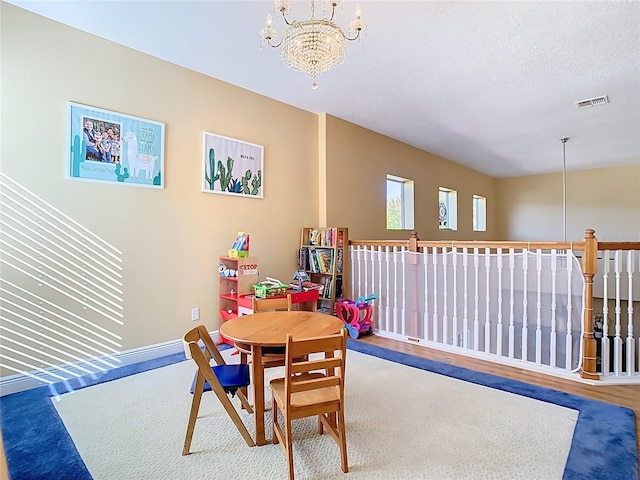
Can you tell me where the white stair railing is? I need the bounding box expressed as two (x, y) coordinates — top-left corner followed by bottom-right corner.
(349, 232), (640, 382)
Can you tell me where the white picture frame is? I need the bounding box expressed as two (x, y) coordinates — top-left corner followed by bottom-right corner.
(66, 102), (165, 189)
(202, 131), (263, 198)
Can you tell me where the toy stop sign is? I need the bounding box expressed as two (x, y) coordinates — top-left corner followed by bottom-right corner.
(239, 263), (258, 276)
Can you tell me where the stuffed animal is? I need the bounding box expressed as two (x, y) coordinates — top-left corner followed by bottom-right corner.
(218, 263), (237, 278)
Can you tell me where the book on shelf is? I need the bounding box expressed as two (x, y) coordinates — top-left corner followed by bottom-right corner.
(309, 248), (320, 272)
(321, 277), (333, 299)
(334, 276), (343, 298)
(316, 248), (333, 273)
(298, 248), (308, 270)
(306, 228), (339, 247)
(303, 247), (334, 274)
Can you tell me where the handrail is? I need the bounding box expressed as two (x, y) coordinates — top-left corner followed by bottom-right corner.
(348, 240), (410, 247)
(597, 241), (640, 251)
(349, 236), (590, 252)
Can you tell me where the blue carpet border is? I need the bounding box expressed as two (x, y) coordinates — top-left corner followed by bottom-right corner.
(1, 341), (637, 480)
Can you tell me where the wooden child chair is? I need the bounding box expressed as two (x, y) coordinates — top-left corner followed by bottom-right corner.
(270, 329), (349, 480)
(182, 324), (255, 454)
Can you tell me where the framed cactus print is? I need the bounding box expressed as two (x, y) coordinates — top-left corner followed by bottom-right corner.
(202, 132), (263, 198)
(66, 102), (165, 188)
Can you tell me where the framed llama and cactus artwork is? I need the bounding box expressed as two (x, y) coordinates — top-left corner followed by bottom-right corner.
(66, 102), (165, 189)
(202, 131), (263, 198)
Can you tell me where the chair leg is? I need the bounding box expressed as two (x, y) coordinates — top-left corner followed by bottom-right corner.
(182, 372), (205, 455)
(272, 400), (279, 445)
(237, 389), (254, 413)
(285, 418), (295, 480)
(239, 351), (249, 407)
(210, 383), (256, 447)
(337, 409), (348, 473)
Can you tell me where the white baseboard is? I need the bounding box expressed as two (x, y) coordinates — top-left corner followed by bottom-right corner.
(0, 331), (220, 396)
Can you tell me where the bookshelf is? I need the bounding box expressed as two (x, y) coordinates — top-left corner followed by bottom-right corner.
(218, 255), (258, 345)
(298, 227), (348, 315)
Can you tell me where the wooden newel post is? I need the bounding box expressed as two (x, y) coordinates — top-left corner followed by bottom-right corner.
(407, 231), (420, 338)
(580, 228), (599, 380)
(409, 231), (419, 253)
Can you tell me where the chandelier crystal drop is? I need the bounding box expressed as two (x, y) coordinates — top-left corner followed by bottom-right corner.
(259, 0), (366, 89)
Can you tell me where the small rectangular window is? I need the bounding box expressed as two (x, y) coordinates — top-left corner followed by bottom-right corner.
(473, 195), (487, 231)
(387, 175), (414, 230)
(438, 187), (457, 230)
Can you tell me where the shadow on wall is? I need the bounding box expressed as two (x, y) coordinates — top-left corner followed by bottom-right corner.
(0, 173), (124, 392)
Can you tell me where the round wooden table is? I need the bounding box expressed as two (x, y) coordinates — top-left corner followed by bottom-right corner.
(220, 311), (344, 446)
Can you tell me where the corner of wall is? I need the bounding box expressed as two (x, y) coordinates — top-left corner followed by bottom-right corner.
(318, 112), (328, 227)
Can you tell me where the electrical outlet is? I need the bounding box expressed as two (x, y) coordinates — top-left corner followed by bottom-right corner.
(191, 307), (200, 321)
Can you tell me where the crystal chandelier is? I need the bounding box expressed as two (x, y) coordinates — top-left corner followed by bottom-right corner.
(259, 0), (367, 89)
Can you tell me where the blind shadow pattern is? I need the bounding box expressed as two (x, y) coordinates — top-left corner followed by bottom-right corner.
(0, 173), (123, 394)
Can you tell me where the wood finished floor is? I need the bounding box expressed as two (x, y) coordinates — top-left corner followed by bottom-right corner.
(359, 335), (640, 465)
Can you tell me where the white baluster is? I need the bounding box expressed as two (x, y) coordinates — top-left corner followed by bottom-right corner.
(360, 247), (369, 297)
(452, 247), (458, 347)
(350, 245), (356, 297)
(363, 244), (370, 306)
(371, 246), (383, 330)
(354, 245), (360, 299)
(442, 247), (449, 345)
(565, 248), (573, 370)
(350, 245), (356, 298)
(463, 247), (469, 349)
(535, 249), (543, 364)
(356, 245), (363, 300)
(369, 247), (378, 334)
(432, 247), (439, 343)
(473, 248), (480, 350)
(392, 246), (400, 334)
(550, 249), (557, 368)
(423, 248), (430, 341)
(484, 248), (491, 353)
(496, 248), (503, 356)
(601, 250), (610, 375)
(522, 248), (529, 361)
(509, 248), (515, 359)
(613, 250), (623, 375)
(385, 246), (391, 333)
(626, 250), (635, 376)
(400, 249), (407, 336)
(364, 246), (371, 324)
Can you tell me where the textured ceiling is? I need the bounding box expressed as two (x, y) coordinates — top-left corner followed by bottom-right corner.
(7, 0), (640, 178)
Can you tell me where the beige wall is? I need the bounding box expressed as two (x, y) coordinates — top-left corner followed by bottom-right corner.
(0, 4), (318, 371)
(496, 164), (640, 241)
(322, 114), (497, 240)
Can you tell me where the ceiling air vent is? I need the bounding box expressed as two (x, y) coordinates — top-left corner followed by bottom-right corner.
(575, 95), (609, 109)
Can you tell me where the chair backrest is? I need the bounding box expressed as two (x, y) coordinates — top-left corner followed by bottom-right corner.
(183, 324), (227, 370)
(283, 329), (347, 408)
(252, 294), (293, 312)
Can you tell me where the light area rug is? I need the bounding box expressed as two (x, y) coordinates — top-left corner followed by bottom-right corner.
(53, 348), (577, 480)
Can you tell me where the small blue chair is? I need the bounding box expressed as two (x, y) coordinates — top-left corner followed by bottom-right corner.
(182, 325), (255, 454)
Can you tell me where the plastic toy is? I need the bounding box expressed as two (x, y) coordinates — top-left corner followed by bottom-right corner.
(336, 294), (377, 339)
(218, 263), (237, 278)
(228, 232), (250, 258)
(291, 270), (311, 292)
